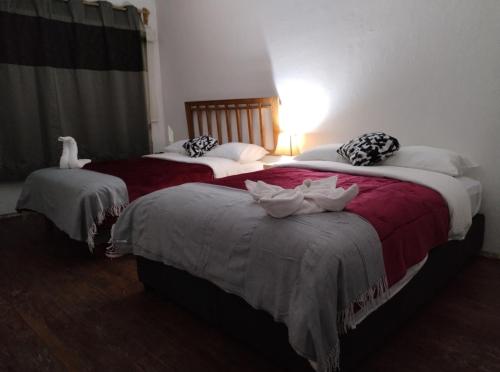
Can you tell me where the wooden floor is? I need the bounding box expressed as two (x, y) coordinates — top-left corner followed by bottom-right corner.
(1, 213), (500, 372)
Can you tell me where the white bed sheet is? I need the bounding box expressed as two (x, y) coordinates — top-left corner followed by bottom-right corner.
(144, 152), (263, 178)
(457, 176), (482, 216)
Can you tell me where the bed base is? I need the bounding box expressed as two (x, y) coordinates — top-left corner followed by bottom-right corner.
(137, 214), (485, 371)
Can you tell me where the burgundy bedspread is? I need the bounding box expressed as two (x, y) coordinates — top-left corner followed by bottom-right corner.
(84, 157), (214, 202)
(212, 167), (450, 285)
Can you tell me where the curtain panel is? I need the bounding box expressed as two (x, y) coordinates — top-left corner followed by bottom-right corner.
(0, 0), (150, 180)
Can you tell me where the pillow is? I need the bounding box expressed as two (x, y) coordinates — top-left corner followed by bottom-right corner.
(382, 145), (477, 176)
(337, 132), (400, 166)
(164, 140), (187, 154)
(205, 142), (268, 163)
(294, 144), (347, 162)
(183, 135), (218, 158)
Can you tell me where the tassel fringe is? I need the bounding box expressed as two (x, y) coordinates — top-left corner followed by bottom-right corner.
(319, 276), (390, 372)
(86, 203), (128, 251)
(337, 276), (389, 335)
(324, 341), (341, 372)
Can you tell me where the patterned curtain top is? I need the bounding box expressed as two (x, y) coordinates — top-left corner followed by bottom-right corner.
(0, 0), (145, 71)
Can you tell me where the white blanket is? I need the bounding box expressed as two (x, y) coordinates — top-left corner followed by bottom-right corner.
(245, 176), (359, 218)
(276, 160), (472, 240)
(144, 152), (263, 178)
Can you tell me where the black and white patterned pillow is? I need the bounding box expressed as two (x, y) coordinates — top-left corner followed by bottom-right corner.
(183, 135), (218, 158)
(337, 132), (400, 166)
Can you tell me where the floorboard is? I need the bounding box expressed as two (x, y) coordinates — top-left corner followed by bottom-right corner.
(1, 213), (499, 372)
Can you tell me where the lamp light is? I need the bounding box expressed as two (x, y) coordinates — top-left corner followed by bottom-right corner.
(275, 133), (302, 156)
(277, 79), (330, 133)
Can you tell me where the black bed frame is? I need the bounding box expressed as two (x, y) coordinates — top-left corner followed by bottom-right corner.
(136, 214), (485, 371)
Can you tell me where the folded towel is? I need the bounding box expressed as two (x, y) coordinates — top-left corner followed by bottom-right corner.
(245, 176), (359, 218)
(58, 136), (91, 169)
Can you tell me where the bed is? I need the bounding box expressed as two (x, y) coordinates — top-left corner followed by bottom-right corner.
(16, 96), (280, 250)
(110, 158), (484, 371)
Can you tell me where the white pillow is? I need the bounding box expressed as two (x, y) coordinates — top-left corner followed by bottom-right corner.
(294, 144), (347, 163)
(164, 140), (187, 154)
(382, 146), (477, 176)
(205, 142), (268, 163)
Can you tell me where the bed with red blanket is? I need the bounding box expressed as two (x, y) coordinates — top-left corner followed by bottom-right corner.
(16, 153), (264, 249)
(111, 161), (483, 371)
(16, 96), (281, 250)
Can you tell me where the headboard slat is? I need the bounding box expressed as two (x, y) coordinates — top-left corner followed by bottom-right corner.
(205, 109), (213, 139)
(224, 109), (232, 142)
(184, 97), (280, 151)
(257, 103), (264, 147)
(196, 110), (203, 136)
(215, 108), (222, 144)
(246, 108), (254, 144)
(235, 109), (242, 142)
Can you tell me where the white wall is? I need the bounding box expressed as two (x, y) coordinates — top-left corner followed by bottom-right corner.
(156, 0), (277, 143)
(156, 0), (500, 255)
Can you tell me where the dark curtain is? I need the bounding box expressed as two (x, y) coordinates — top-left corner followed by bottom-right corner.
(0, 0), (151, 180)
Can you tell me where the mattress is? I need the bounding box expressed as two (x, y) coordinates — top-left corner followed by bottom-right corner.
(457, 176), (482, 216)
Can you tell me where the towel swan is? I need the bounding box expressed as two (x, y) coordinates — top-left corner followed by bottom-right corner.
(58, 136), (91, 169)
(245, 176), (359, 218)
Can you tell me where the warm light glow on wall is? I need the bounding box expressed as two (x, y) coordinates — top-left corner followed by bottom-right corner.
(277, 79), (330, 134)
(274, 132), (303, 156)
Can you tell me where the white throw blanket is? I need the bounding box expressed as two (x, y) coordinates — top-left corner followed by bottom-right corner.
(245, 176), (359, 218)
(58, 136), (91, 169)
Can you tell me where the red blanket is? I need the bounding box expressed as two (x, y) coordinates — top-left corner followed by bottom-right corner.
(212, 167), (450, 285)
(84, 157), (214, 202)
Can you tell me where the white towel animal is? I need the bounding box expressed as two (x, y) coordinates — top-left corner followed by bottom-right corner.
(245, 176), (359, 218)
(58, 136), (91, 169)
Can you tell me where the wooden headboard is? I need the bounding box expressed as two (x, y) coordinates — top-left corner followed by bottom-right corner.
(184, 97), (280, 152)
